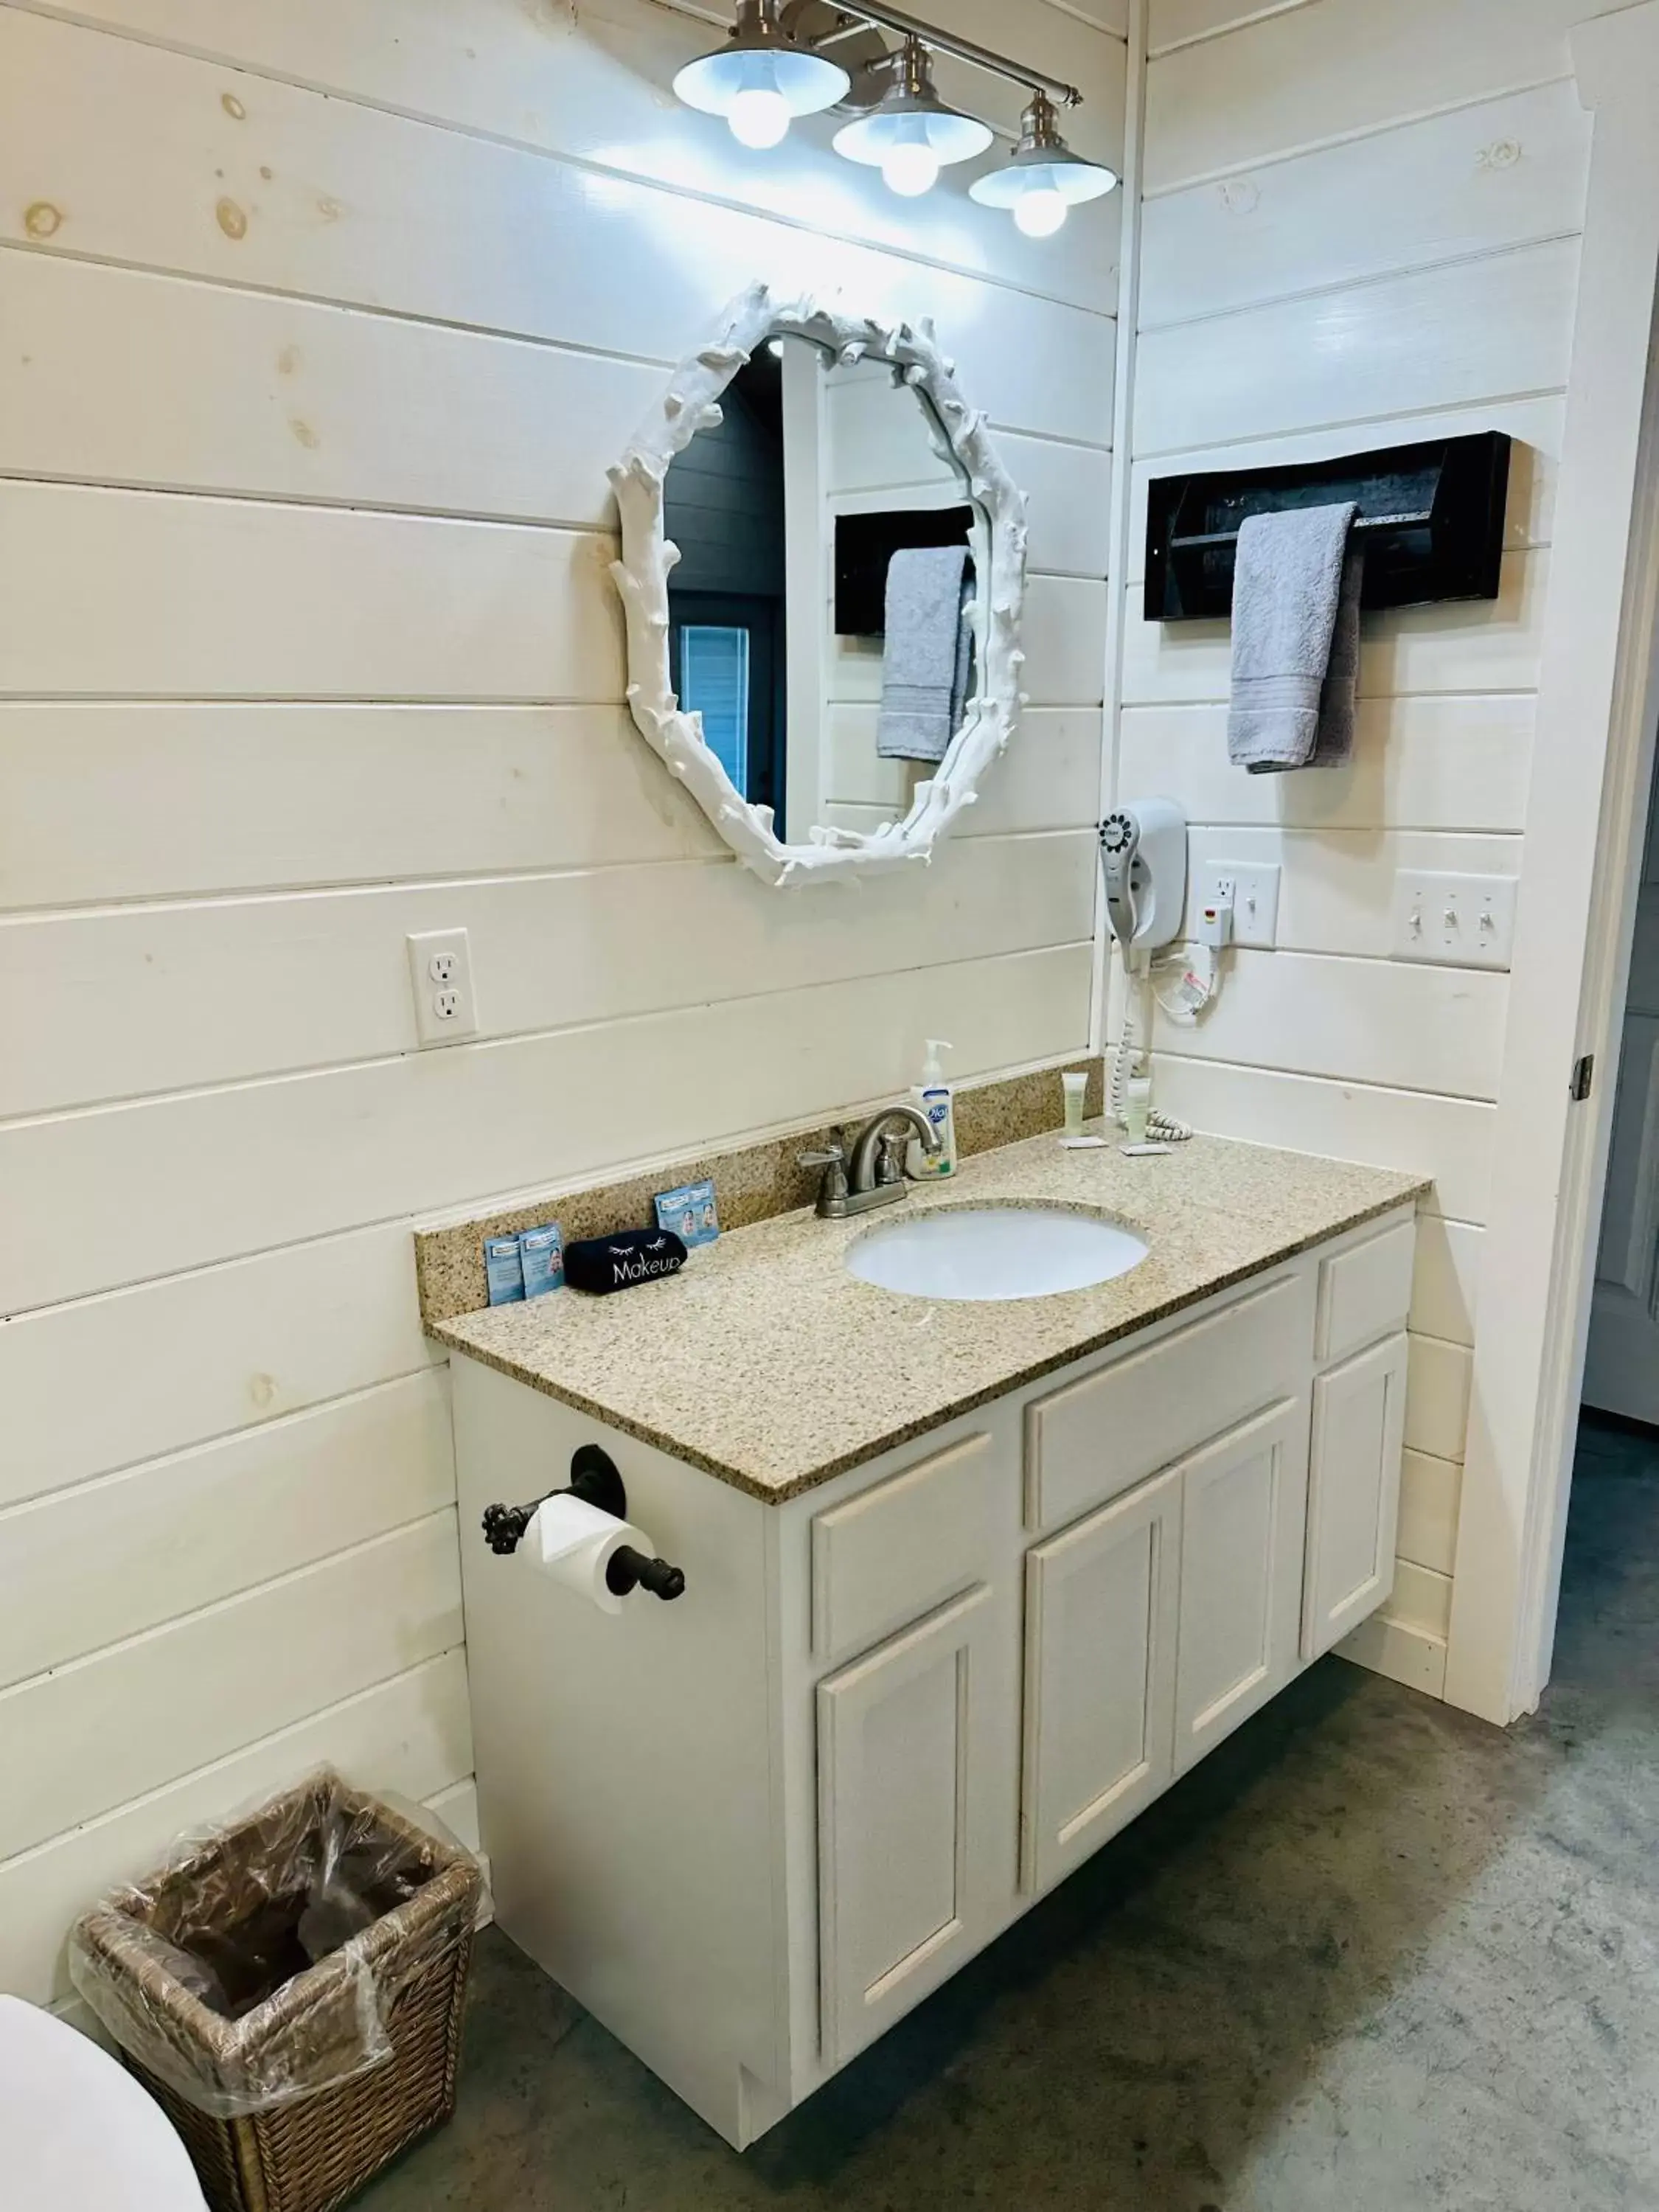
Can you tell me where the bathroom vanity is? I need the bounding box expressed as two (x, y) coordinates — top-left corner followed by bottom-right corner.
(434, 1129), (1425, 2149)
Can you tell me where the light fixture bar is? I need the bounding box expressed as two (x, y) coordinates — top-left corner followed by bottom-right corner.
(796, 1), (1082, 107)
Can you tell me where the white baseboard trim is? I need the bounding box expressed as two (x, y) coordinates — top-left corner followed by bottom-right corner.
(1340, 1610), (1450, 1698)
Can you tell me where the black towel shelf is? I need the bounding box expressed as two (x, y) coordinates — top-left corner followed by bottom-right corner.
(1144, 431), (1512, 622)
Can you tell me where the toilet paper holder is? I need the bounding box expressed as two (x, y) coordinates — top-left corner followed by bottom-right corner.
(481, 1444), (686, 1601)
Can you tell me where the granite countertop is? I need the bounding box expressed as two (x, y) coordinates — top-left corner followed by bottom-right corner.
(431, 1127), (1427, 1503)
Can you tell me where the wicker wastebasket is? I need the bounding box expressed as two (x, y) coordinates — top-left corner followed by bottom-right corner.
(70, 1770), (481, 2212)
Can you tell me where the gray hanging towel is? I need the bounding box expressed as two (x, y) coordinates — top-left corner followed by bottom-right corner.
(877, 544), (971, 763)
(1227, 501), (1363, 773)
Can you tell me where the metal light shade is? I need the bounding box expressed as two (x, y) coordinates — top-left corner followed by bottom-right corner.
(832, 37), (993, 170)
(968, 91), (1119, 217)
(672, 0), (850, 122)
(967, 153), (1119, 207)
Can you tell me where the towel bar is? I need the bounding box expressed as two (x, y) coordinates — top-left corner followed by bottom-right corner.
(1146, 431), (1510, 622)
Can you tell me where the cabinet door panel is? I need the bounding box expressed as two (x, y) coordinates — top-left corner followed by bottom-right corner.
(1304, 1332), (1409, 1660)
(817, 1585), (993, 2067)
(1020, 1467), (1181, 1897)
(1174, 1397), (1309, 1773)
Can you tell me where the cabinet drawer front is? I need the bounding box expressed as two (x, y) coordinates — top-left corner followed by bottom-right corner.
(1024, 1271), (1313, 1532)
(1315, 1218), (1416, 1366)
(1303, 1332), (1409, 1660)
(1020, 1466), (1181, 1897)
(812, 1431), (994, 1666)
(817, 1585), (993, 2067)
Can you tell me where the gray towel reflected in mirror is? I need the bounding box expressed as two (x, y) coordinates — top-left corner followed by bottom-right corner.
(877, 545), (974, 764)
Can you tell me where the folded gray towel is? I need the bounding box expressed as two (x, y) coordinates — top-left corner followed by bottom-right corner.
(877, 544), (971, 763)
(1227, 502), (1363, 773)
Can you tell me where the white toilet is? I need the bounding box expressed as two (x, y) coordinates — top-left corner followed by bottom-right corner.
(1, 1995), (207, 2210)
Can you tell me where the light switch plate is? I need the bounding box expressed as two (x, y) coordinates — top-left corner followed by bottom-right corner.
(1196, 860), (1281, 949)
(1391, 872), (1517, 970)
(406, 928), (479, 1046)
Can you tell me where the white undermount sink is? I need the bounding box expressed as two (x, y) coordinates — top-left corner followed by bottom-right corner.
(846, 1206), (1149, 1303)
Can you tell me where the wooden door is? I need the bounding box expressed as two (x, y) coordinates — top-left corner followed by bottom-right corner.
(1585, 786), (1659, 1422)
(1173, 1397), (1310, 1774)
(816, 1585), (995, 2067)
(1020, 1467), (1181, 1897)
(1303, 1332), (1408, 1660)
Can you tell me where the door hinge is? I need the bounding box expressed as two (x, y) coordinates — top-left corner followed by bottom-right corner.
(1570, 1054), (1595, 1102)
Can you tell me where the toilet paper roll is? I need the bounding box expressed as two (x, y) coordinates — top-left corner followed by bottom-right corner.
(521, 1493), (655, 1616)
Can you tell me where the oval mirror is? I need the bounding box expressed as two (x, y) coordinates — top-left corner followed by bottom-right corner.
(608, 285), (1029, 886)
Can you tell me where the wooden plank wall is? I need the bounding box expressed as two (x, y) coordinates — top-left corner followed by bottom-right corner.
(1128, 0), (1624, 1699)
(0, 0), (1124, 2009)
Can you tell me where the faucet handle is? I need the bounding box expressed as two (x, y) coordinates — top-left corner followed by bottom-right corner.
(877, 1129), (911, 1186)
(798, 1140), (849, 1213)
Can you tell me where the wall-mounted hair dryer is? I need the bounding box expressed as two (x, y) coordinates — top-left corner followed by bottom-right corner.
(1100, 798), (1192, 1144)
(1099, 798), (1187, 953)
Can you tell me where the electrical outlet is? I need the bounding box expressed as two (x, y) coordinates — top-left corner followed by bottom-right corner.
(1391, 872), (1517, 970)
(1196, 860), (1280, 949)
(406, 928), (479, 1046)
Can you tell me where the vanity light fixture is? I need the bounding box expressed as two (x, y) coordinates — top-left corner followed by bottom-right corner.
(672, 3), (1119, 237)
(968, 91), (1119, 237)
(831, 35), (992, 198)
(672, 0), (850, 150)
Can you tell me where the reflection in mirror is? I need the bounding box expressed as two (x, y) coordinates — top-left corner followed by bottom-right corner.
(663, 337), (981, 849)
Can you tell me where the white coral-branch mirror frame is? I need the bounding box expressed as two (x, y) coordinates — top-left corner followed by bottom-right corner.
(608, 283), (1029, 888)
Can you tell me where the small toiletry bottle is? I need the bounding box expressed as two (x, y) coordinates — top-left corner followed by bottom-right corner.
(907, 1039), (957, 1178)
(1061, 1069), (1088, 1138)
(1124, 1072), (1152, 1147)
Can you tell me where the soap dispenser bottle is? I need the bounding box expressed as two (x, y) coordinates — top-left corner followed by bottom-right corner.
(907, 1039), (956, 1178)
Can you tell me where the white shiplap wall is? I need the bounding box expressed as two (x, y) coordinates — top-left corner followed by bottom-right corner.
(0, 0), (1124, 2008)
(1125, 0), (1628, 1698)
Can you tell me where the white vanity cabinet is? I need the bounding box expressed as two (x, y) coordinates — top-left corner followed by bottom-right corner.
(450, 1206), (1416, 2152)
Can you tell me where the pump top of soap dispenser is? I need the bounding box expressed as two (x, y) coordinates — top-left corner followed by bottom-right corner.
(922, 1040), (953, 1082)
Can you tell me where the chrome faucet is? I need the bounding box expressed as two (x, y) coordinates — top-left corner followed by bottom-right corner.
(799, 1106), (942, 1220)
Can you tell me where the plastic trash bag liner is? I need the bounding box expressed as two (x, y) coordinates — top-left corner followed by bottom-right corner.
(70, 1769), (481, 2118)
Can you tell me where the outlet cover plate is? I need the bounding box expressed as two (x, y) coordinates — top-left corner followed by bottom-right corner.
(1391, 871), (1517, 970)
(406, 928), (479, 1046)
(1197, 860), (1281, 950)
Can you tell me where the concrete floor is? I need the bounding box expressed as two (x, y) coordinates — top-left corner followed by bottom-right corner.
(364, 1417), (1659, 2211)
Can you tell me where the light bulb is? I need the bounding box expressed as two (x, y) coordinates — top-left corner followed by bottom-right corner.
(728, 83), (792, 148)
(881, 140), (941, 197)
(1012, 184), (1068, 237)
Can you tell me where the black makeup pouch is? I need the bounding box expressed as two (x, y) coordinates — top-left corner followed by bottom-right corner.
(564, 1228), (688, 1295)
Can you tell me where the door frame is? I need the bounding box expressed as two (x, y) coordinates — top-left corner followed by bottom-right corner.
(1447, 1), (1659, 1722)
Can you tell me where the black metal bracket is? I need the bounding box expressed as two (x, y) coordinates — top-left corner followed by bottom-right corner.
(480, 1444), (686, 1601)
(567, 1443), (628, 1520)
(1144, 431), (1512, 622)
